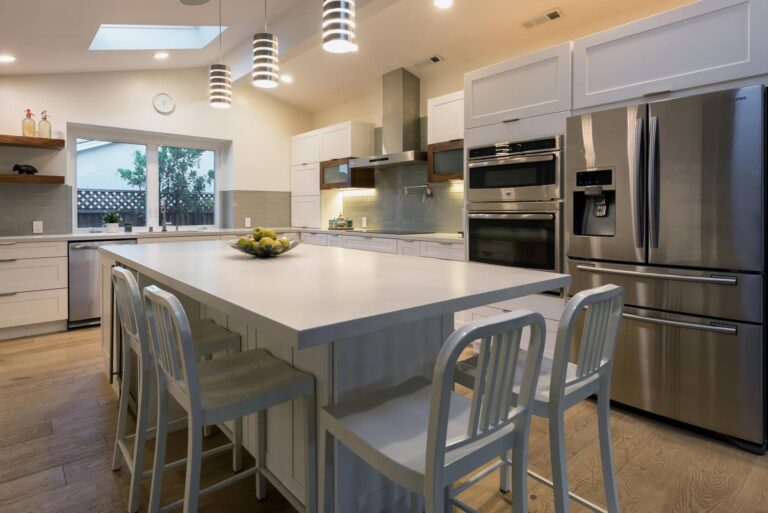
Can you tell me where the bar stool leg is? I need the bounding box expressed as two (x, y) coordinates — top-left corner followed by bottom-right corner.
(183, 415), (204, 513)
(255, 410), (267, 500)
(148, 384), (169, 513)
(510, 429), (529, 513)
(598, 378), (620, 513)
(321, 429), (335, 513)
(409, 493), (423, 513)
(233, 417), (243, 473)
(127, 365), (151, 513)
(305, 394), (318, 513)
(499, 449), (511, 493)
(549, 411), (571, 513)
(112, 345), (133, 471)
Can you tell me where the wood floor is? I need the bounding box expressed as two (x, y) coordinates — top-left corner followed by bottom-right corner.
(0, 328), (766, 513)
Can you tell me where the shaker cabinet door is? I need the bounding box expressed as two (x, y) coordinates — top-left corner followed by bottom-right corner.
(573, 0), (768, 109)
(464, 42), (572, 129)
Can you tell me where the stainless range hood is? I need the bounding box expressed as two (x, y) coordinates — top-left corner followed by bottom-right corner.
(350, 68), (427, 169)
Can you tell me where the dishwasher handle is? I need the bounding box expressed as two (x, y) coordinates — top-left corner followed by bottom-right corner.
(70, 244), (101, 250)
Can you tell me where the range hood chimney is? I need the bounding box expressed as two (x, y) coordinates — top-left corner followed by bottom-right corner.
(350, 68), (427, 169)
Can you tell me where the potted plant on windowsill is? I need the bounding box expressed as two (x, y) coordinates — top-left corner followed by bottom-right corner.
(103, 212), (121, 234)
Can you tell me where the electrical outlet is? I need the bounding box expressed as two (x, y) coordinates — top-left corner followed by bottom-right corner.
(32, 220), (43, 234)
(244, 217), (252, 228)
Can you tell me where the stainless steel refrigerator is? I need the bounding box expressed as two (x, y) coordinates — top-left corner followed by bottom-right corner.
(565, 85), (765, 450)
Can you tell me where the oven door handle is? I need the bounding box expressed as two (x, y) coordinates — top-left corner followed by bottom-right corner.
(468, 154), (555, 168)
(468, 213), (555, 221)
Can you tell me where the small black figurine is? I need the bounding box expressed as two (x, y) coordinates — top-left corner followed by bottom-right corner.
(13, 164), (38, 175)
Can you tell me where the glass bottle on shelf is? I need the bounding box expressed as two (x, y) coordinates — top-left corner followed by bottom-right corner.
(38, 111), (51, 138)
(22, 109), (36, 137)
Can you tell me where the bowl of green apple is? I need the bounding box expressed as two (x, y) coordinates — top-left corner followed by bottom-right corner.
(231, 227), (301, 258)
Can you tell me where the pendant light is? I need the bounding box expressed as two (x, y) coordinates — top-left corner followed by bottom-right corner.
(322, 0), (358, 54)
(252, 0), (279, 88)
(209, 0), (232, 108)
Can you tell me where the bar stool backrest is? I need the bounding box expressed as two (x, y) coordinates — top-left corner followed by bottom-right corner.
(551, 284), (624, 401)
(426, 310), (546, 486)
(111, 266), (149, 358)
(143, 285), (200, 404)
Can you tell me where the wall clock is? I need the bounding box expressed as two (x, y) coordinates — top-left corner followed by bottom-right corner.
(153, 93), (176, 115)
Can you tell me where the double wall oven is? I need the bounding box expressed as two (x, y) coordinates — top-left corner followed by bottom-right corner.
(467, 136), (563, 281)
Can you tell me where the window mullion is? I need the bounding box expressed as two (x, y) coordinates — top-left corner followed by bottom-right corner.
(146, 143), (160, 228)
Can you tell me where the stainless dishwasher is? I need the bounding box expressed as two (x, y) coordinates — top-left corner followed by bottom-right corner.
(68, 239), (136, 327)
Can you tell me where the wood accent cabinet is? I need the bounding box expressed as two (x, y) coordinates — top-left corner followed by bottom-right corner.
(320, 158), (375, 189)
(427, 139), (464, 182)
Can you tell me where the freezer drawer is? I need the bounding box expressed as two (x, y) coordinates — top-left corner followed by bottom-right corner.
(568, 259), (763, 323)
(595, 307), (764, 444)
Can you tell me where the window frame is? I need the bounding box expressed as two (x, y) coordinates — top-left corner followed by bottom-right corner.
(68, 124), (230, 232)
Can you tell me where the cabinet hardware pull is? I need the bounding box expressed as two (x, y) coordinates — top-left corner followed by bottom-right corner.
(0, 292), (18, 297)
(576, 264), (737, 285)
(622, 313), (737, 335)
(0, 259), (17, 263)
(643, 89), (672, 97)
(502, 118), (520, 124)
(0, 242), (17, 246)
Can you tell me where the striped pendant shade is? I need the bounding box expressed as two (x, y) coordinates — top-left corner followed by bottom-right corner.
(209, 64), (232, 108)
(252, 32), (279, 88)
(322, 0), (357, 54)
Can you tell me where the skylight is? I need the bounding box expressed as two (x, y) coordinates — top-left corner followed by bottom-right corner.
(89, 24), (227, 51)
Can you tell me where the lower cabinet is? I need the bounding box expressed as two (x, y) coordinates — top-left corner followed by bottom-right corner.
(0, 257), (68, 294)
(327, 234), (344, 247)
(397, 239), (420, 256)
(419, 240), (465, 261)
(341, 235), (398, 254)
(0, 289), (68, 329)
(301, 232), (329, 246)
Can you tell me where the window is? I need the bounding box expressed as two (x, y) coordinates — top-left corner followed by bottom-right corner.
(74, 128), (225, 230)
(158, 146), (215, 226)
(76, 140), (148, 228)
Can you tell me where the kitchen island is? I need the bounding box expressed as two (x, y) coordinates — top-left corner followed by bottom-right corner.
(98, 240), (569, 513)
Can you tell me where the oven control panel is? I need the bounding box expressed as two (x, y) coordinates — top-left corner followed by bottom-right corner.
(469, 136), (559, 160)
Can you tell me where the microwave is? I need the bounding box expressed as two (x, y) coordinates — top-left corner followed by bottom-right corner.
(427, 139), (464, 182)
(320, 158), (375, 189)
(467, 136), (561, 203)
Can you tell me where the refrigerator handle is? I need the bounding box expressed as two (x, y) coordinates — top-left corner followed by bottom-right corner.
(648, 116), (660, 249)
(634, 117), (646, 248)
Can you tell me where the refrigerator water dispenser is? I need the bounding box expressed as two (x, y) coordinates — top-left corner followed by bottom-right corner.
(573, 169), (616, 237)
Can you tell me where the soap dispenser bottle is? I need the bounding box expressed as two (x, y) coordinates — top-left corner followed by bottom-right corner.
(22, 109), (36, 137)
(38, 111), (51, 138)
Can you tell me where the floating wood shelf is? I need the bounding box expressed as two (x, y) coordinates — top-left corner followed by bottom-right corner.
(0, 174), (65, 185)
(0, 134), (65, 150)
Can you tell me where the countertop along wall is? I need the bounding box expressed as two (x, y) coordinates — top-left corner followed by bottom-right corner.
(0, 69), (312, 233)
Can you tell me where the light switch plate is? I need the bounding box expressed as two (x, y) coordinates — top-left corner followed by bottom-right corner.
(244, 217), (252, 228)
(32, 220), (43, 234)
(361, 216), (368, 228)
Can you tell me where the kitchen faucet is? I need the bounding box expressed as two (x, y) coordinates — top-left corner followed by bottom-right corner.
(160, 197), (168, 232)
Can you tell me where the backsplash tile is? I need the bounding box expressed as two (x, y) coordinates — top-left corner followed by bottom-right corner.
(0, 184), (72, 235)
(220, 190), (291, 228)
(342, 164), (463, 234)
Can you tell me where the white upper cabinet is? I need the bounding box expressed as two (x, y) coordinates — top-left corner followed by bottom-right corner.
(318, 121), (375, 162)
(464, 42), (572, 129)
(290, 164), (320, 197)
(573, 0), (768, 109)
(291, 196), (321, 229)
(291, 130), (320, 166)
(427, 91), (464, 144)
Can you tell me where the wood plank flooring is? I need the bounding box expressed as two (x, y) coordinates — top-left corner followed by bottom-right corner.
(0, 328), (765, 512)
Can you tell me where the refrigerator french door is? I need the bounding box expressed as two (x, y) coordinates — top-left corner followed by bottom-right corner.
(565, 85), (766, 449)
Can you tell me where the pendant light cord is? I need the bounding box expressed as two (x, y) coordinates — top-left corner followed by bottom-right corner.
(218, 0), (222, 64)
(264, 0), (268, 31)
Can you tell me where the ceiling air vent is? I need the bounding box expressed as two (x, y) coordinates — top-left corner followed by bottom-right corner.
(522, 8), (564, 29)
(415, 55), (445, 69)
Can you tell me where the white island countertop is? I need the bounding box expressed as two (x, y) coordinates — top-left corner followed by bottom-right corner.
(100, 240), (568, 349)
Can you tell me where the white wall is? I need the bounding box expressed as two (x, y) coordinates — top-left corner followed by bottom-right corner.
(0, 68), (312, 191)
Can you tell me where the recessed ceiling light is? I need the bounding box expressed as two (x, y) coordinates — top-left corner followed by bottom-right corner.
(434, 0), (453, 8)
(0, 54), (16, 63)
(154, 51), (170, 60)
(280, 74), (293, 84)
